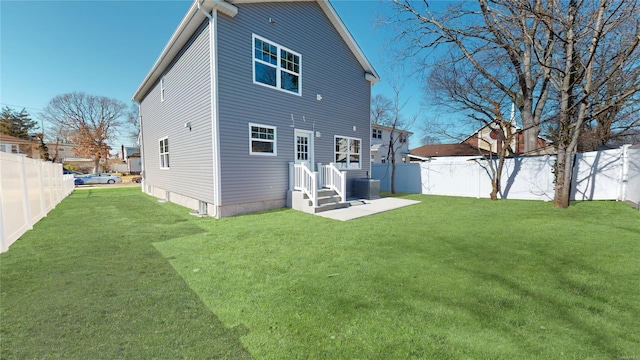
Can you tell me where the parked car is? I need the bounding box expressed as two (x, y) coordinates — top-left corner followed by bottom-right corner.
(74, 173), (122, 185)
(63, 169), (83, 175)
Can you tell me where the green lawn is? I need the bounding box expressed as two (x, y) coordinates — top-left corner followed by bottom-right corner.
(1, 188), (639, 359)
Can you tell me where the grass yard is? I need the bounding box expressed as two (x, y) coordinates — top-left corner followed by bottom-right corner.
(1, 188), (639, 359)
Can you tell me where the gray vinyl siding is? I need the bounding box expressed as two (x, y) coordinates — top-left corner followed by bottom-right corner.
(216, 2), (371, 205)
(139, 20), (215, 203)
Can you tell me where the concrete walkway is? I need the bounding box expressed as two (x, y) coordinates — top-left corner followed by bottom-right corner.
(315, 197), (420, 221)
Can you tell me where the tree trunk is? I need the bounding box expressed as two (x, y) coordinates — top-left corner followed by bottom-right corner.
(553, 148), (573, 208)
(391, 157), (396, 194)
(490, 155), (506, 201)
(93, 158), (100, 173)
(520, 103), (540, 153)
(489, 181), (499, 200)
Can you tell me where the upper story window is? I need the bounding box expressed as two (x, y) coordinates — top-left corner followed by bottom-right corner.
(253, 34), (301, 95)
(160, 77), (166, 102)
(399, 134), (407, 143)
(249, 123), (277, 156)
(335, 136), (361, 169)
(372, 129), (382, 139)
(159, 137), (169, 169)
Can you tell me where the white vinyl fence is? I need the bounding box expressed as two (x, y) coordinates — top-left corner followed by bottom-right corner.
(0, 152), (75, 252)
(372, 145), (640, 204)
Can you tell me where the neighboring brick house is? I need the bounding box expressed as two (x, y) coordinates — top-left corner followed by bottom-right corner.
(460, 123), (553, 156)
(411, 123), (553, 161)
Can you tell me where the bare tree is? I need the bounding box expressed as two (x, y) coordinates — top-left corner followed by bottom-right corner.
(125, 102), (141, 144)
(371, 94), (394, 126)
(541, 0), (640, 208)
(389, 0), (554, 153)
(378, 85), (417, 194)
(427, 54), (521, 200)
(390, 0), (640, 208)
(40, 92), (127, 173)
(420, 135), (441, 145)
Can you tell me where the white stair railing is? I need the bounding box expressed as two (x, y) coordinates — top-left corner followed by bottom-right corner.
(319, 163), (346, 203)
(292, 162), (318, 207)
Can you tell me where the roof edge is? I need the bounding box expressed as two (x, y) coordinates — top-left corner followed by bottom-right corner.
(132, 0), (380, 102)
(132, 0), (239, 102)
(315, 0), (380, 83)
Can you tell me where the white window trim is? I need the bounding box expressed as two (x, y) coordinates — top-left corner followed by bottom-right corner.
(160, 77), (166, 102)
(249, 123), (277, 156)
(334, 135), (362, 170)
(252, 34), (302, 96)
(159, 136), (169, 169)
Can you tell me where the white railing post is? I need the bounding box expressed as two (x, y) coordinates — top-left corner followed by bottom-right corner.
(310, 172), (317, 207)
(317, 162), (323, 188)
(340, 168), (346, 203)
(292, 162), (318, 208)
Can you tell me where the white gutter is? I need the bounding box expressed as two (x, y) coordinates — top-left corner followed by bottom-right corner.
(197, 2), (223, 218)
(138, 102), (145, 192)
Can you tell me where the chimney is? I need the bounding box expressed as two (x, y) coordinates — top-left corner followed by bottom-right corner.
(121, 145), (125, 160)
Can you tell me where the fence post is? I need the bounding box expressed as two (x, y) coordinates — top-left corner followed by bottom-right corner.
(0, 179), (6, 252)
(619, 145), (630, 201)
(19, 156), (33, 231)
(38, 160), (46, 218)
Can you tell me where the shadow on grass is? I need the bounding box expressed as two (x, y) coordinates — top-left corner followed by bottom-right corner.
(445, 242), (639, 358)
(0, 188), (252, 359)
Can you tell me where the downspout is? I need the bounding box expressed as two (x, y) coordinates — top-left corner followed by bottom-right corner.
(198, 1), (221, 218)
(138, 102), (145, 192)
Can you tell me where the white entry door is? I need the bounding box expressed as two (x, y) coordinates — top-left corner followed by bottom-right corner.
(294, 129), (313, 166)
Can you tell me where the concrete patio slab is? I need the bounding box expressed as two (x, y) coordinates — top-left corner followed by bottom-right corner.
(315, 197), (420, 221)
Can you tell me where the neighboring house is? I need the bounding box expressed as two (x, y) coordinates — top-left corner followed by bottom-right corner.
(370, 124), (412, 164)
(120, 146), (142, 174)
(409, 143), (494, 161)
(460, 123), (553, 155)
(46, 141), (95, 170)
(0, 133), (40, 159)
(132, 0), (379, 218)
(410, 123), (553, 161)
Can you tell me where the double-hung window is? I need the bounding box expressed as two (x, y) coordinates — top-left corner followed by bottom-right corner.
(334, 136), (361, 169)
(249, 123), (277, 156)
(159, 137), (169, 169)
(253, 34), (301, 95)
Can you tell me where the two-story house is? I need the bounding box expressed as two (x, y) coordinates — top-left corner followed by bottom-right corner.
(460, 123), (553, 156)
(132, 0), (379, 218)
(370, 124), (412, 164)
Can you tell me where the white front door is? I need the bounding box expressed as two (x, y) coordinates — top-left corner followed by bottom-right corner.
(294, 129), (313, 167)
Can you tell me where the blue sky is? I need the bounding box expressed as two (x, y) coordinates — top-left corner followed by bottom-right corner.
(1, 0), (430, 148)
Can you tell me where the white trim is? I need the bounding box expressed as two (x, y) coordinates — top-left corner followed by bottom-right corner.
(249, 123), (277, 156)
(334, 135), (362, 170)
(252, 34), (302, 96)
(132, 0), (237, 102)
(203, 8), (222, 217)
(294, 129), (314, 165)
(159, 136), (170, 169)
